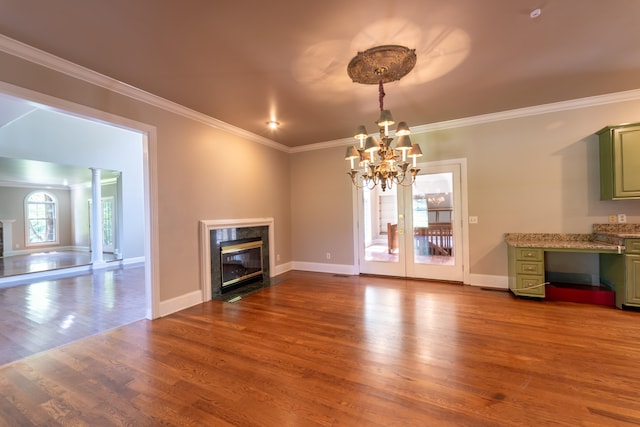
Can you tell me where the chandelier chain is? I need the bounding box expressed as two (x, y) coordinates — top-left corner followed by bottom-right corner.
(378, 80), (385, 111)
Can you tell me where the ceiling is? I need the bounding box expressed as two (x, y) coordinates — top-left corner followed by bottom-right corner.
(1, 0), (640, 149)
(0, 94), (119, 188)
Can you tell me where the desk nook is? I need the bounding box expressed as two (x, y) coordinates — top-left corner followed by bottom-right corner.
(505, 224), (640, 309)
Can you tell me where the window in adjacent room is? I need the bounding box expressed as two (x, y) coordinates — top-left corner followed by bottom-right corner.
(25, 191), (58, 245)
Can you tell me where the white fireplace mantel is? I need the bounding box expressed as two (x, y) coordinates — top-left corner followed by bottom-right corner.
(199, 218), (275, 301)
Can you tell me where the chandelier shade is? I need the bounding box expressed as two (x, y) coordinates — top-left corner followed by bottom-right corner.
(377, 109), (395, 127)
(364, 136), (379, 153)
(345, 45), (421, 192)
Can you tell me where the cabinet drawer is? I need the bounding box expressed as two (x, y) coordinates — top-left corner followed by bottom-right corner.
(515, 275), (545, 296)
(625, 239), (640, 254)
(516, 248), (543, 261)
(516, 261), (544, 275)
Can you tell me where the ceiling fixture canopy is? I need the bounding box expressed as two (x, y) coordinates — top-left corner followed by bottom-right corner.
(345, 45), (421, 192)
(347, 45), (417, 84)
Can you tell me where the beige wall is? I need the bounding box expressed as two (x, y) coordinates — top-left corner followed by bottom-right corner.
(0, 51), (292, 302)
(291, 99), (640, 282)
(2, 46), (640, 299)
(290, 146), (355, 265)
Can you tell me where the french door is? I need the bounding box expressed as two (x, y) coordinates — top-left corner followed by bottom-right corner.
(356, 161), (464, 282)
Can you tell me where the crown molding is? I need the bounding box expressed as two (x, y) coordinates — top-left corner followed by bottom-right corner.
(0, 34), (290, 153)
(2, 34), (640, 155)
(299, 88), (640, 152)
(0, 180), (70, 190)
(410, 89), (640, 134)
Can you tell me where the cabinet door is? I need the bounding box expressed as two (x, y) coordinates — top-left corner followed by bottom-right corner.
(614, 126), (640, 198)
(625, 254), (640, 306)
(599, 124), (640, 199)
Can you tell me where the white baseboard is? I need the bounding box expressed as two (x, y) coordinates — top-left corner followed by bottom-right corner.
(466, 274), (509, 289)
(122, 256), (145, 266)
(291, 261), (357, 275)
(0, 265), (92, 288)
(158, 289), (203, 317)
(273, 261), (293, 276)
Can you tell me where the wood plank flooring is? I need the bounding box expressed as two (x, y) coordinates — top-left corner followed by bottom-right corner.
(0, 265), (146, 365)
(2, 270), (640, 426)
(0, 251), (118, 278)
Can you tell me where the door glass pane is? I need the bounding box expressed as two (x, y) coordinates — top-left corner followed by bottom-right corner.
(103, 199), (114, 247)
(412, 173), (455, 265)
(363, 185), (399, 263)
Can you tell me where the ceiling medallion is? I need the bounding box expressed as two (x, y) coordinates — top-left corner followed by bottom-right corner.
(347, 45), (417, 84)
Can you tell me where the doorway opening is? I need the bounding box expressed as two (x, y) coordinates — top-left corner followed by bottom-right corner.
(0, 85), (157, 322)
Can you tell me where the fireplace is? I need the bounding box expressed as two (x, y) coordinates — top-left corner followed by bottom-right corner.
(220, 238), (263, 292)
(201, 220), (273, 300)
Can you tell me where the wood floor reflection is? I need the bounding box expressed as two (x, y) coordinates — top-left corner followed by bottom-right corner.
(0, 251), (118, 278)
(1, 270), (640, 425)
(0, 264), (145, 366)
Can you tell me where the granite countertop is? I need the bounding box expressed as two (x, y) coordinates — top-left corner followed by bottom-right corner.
(504, 233), (624, 251)
(505, 224), (639, 251)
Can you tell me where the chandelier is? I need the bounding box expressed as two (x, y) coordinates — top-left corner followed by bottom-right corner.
(345, 45), (422, 192)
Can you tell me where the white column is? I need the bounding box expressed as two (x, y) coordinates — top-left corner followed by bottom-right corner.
(0, 219), (15, 257)
(90, 168), (105, 266)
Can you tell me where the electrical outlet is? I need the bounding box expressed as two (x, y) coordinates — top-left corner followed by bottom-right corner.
(609, 215), (617, 223)
(469, 216), (478, 224)
(618, 213), (627, 223)
(276, 254), (281, 262)
(326, 252), (331, 260)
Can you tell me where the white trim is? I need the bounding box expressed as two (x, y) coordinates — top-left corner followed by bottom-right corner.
(466, 274), (509, 289)
(291, 89), (640, 153)
(0, 180), (71, 190)
(274, 261), (293, 276)
(410, 89), (640, 134)
(122, 256), (145, 266)
(158, 290), (203, 317)
(0, 33), (289, 154)
(199, 218), (276, 302)
(0, 265), (92, 288)
(458, 158), (471, 285)
(291, 261), (358, 276)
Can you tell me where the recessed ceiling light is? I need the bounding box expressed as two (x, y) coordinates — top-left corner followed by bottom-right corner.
(530, 8), (542, 19)
(267, 120), (280, 129)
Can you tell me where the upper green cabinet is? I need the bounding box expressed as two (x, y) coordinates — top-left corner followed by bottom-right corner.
(598, 123), (640, 200)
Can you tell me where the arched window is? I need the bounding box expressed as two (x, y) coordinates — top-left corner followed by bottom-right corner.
(25, 191), (58, 245)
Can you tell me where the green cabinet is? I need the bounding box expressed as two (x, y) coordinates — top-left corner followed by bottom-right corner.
(601, 238), (640, 308)
(598, 123), (640, 200)
(625, 254), (640, 305)
(508, 246), (545, 297)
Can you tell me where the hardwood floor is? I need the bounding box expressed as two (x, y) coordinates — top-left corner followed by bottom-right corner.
(1, 270), (640, 426)
(0, 265), (146, 366)
(0, 251), (118, 278)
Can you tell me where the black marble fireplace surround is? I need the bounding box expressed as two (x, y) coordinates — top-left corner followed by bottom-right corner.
(210, 225), (270, 300)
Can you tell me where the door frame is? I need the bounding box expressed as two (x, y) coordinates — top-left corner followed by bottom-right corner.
(351, 158), (470, 284)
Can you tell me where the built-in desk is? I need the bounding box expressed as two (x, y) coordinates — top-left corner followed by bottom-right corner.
(505, 231), (639, 308)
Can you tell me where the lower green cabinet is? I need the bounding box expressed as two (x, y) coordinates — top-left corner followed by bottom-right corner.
(625, 254), (640, 306)
(600, 240), (640, 309)
(508, 246), (545, 297)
